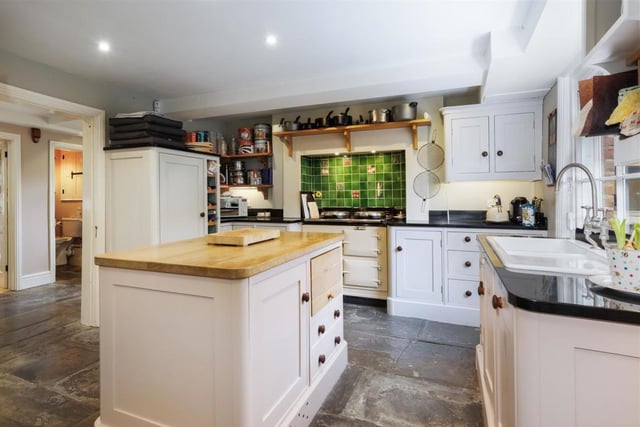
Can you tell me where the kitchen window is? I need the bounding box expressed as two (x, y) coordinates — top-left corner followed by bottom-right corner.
(577, 134), (640, 228)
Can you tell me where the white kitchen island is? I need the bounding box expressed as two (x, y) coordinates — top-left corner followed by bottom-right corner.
(94, 231), (347, 427)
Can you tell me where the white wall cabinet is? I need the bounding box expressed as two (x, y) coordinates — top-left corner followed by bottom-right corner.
(477, 253), (640, 427)
(441, 100), (542, 181)
(105, 147), (219, 251)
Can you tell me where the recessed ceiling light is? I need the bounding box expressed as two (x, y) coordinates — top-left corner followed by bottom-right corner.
(98, 41), (111, 53)
(265, 34), (277, 46)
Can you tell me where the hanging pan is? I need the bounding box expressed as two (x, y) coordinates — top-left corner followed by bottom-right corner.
(417, 129), (444, 170)
(413, 170), (441, 212)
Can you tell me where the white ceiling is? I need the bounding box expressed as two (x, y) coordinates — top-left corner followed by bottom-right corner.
(0, 0), (582, 122)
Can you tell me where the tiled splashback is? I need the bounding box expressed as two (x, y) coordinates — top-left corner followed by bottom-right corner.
(301, 151), (406, 208)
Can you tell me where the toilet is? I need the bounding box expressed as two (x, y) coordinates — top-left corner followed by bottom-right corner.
(57, 218), (82, 266)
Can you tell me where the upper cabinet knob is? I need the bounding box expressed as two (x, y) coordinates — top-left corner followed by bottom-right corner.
(481, 151), (488, 157)
(464, 261), (472, 267)
(464, 236), (471, 242)
(497, 150), (504, 156)
(199, 212), (205, 218)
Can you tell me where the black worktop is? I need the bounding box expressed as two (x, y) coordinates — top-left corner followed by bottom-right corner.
(478, 235), (640, 326)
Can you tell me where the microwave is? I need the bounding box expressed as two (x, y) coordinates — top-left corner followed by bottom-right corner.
(220, 196), (248, 218)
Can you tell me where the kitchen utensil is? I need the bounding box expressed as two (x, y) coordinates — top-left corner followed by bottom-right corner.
(509, 197), (529, 224)
(417, 140), (444, 170)
(413, 171), (440, 212)
(325, 110), (334, 127)
(391, 101), (418, 121)
(284, 115), (301, 131)
(369, 108), (390, 123)
(333, 107), (352, 126)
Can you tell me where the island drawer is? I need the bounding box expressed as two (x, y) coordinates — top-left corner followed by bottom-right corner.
(447, 250), (480, 278)
(310, 319), (344, 381)
(312, 282), (342, 316)
(310, 295), (343, 347)
(311, 248), (342, 295)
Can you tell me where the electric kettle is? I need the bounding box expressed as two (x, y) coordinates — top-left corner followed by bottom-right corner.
(509, 197), (529, 224)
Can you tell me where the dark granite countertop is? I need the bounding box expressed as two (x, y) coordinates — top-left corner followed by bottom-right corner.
(478, 235), (640, 325)
(303, 211), (548, 230)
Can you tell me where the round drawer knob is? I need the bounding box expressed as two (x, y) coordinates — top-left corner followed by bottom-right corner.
(465, 290), (472, 297)
(478, 281), (485, 296)
(334, 309), (341, 319)
(497, 150), (504, 157)
(464, 261), (472, 267)
(318, 324), (325, 335)
(334, 336), (342, 345)
(492, 295), (503, 310)
(397, 246), (403, 252)
(481, 151), (488, 157)
(327, 293), (334, 300)
(301, 292), (310, 303)
(318, 354), (326, 364)
(199, 212), (205, 218)
(464, 236), (471, 242)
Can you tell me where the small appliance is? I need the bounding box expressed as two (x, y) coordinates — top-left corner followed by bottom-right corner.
(509, 197), (529, 224)
(220, 196), (248, 218)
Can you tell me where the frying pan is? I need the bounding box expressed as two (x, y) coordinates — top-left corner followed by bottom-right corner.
(413, 171), (441, 212)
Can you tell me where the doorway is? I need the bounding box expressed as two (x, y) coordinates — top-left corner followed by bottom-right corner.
(0, 141), (7, 291)
(50, 141), (83, 284)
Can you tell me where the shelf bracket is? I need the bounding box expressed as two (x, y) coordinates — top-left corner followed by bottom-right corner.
(343, 130), (351, 152)
(279, 135), (293, 157)
(411, 124), (418, 150)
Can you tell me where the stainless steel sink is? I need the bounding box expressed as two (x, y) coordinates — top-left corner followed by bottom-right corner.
(486, 236), (609, 277)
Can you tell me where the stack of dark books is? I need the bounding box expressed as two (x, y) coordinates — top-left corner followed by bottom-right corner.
(108, 113), (186, 148)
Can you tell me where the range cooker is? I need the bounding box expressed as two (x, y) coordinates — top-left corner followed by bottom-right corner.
(305, 207), (403, 224)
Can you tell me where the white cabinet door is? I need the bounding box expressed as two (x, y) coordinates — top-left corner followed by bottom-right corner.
(450, 116), (490, 176)
(393, 229), (442, 302)
(493, 277), (515, 427)
(479, 254), (497, 425)
(159, 152), (207, 243)
(249, 262), (309, 427)
(494, 112), (536, 174)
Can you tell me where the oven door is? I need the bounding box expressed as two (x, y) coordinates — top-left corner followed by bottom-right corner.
(343, 257), (381, 289)
(343, 227), (381, 257)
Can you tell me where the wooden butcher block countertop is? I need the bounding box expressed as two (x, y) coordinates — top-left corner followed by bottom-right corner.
(94, 231), (344, 279)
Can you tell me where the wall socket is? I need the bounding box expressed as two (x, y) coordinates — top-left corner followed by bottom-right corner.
(152, 99), (160, 112)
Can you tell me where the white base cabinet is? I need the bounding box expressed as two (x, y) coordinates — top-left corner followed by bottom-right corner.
(105, 147), (219, 251)
(388, 227), (546, 326)
(96, 242), (347, 427)
(441, 100), (542, 181)
(478, 253), (640, 427)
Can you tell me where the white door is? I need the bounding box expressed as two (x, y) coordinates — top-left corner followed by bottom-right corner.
(394, 229), (442, 302)
(0, 141), (7, 289)
(450, 116), (490, 175)
(494, 112), (536, 173)
(158, 153), (207, 243)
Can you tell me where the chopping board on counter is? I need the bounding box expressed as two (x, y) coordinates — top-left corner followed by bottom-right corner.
(207, 228), (281, 246)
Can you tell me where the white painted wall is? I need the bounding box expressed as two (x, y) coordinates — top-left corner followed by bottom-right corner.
(278, 95), (543, 220)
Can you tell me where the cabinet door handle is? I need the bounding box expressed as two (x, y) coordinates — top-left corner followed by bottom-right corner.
(397, 246), (403, 252)
(464, 261), (472, 267)
(318, 354), (326, 365)
(465, 290), (472, 297)
(301, 292), (310, 303)
(199, 212), (205, 218)
(478, 281), (485, 296)
(334, 309), (341, 319)
(464, 236), (471, 242)
(318, 324), (325, 335)
(334, 336), (342, 345)
(481, 151), (488, 157)
(492, 295), (503, 310)
(497, 150), (504, 157)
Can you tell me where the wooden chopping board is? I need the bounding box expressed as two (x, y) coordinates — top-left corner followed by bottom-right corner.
(207, 228), (281, 246)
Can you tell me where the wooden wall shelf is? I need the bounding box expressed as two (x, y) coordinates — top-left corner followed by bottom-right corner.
(273, 118), (431, 156)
